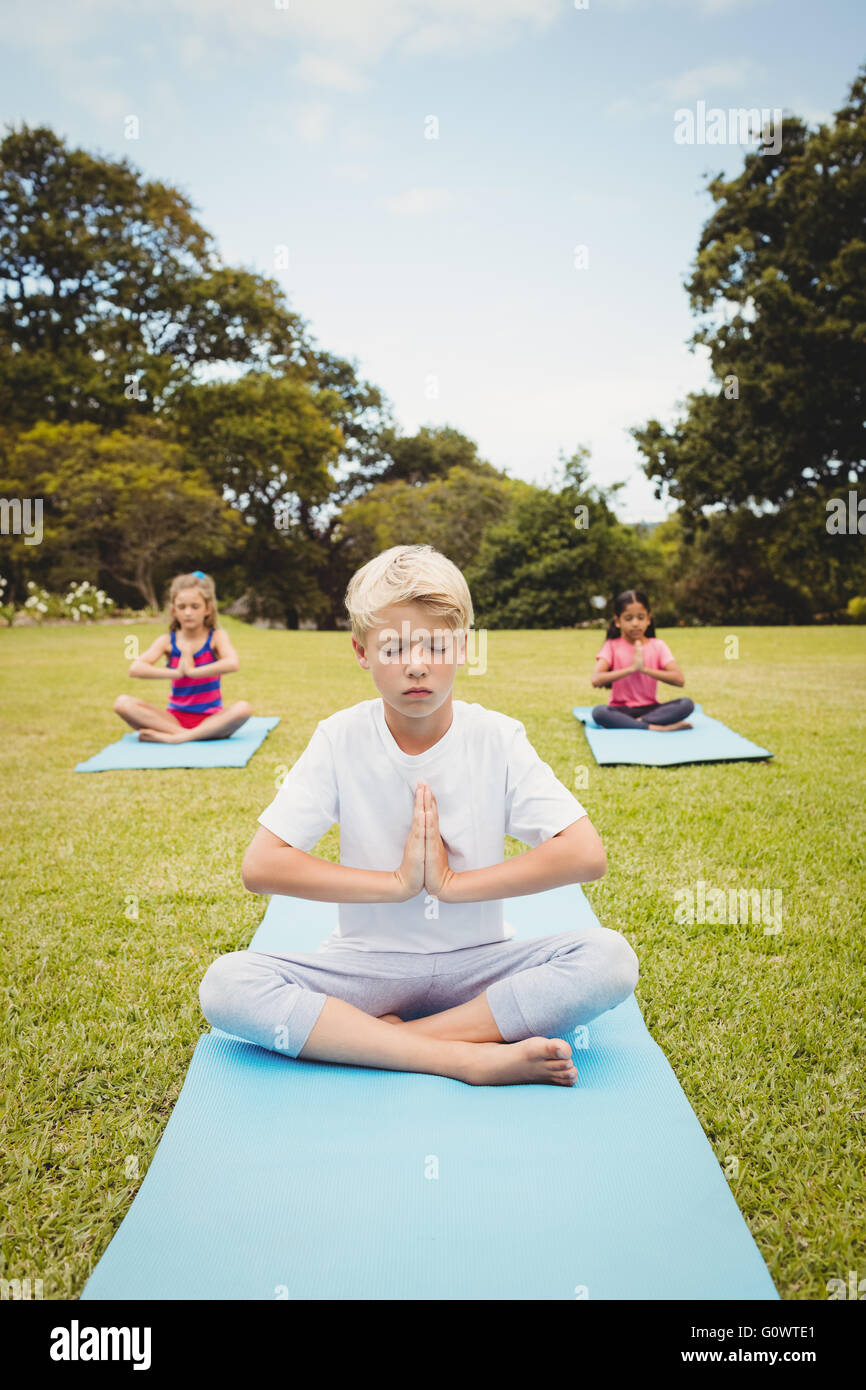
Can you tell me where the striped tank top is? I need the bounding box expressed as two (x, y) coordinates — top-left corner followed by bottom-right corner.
(166, 629), (223, 717)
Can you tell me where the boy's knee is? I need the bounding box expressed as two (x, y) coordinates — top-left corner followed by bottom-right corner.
(599, 928), (639, 998)
(236, 700), (253, 718)
(199, 951), (249, 1024)
(113, 694), (130, 714)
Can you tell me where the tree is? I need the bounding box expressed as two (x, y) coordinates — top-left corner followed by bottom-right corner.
(0, 123), (311, 430)
(0, 419), (244, 609)
(317, 428), (518, 627)
(0, 123), (397, 622)
(332, 460), (517, 578)
(466, 449), (660, 627)
(631, 67), (866, 521)
(170, 372), (345, 625)
(371, 424), (489, 488)
(650, 491), (866, 624)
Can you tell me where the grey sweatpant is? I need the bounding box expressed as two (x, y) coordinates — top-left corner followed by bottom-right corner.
(199, 926), (639, 1059)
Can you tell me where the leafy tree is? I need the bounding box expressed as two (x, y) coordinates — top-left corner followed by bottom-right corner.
(333, 460), (517, 571)
(0, 123), (396, 623)
(652, 490), (866, 624)
(632, 68), (866, 521)
(308, 425), (498, 623)
(0, 419), (243, 609)
(0, 124), (314, 431)
(372, 424), (489, 487)
(169, 372), (346, 625)
(466, 449), (660, 627)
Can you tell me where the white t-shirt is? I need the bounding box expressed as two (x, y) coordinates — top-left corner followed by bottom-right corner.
(257, 697), (587, 954)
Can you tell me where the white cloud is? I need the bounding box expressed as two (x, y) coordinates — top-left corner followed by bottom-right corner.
(293, 100), (332, 143)
(334, 162), (372, 184)
(604, 96), (639, 118)
(3, 0), (107, 51)
(571, 190), (642, 216)
(5, 0), (561, 65)
(384, 186), (454, 216)
(696, 0), (753, 12)
(2, 0), (565, 139)
(660, 61), (764, 103)
(74, 86), (130, 124)
(606, 0), (755, 13)
(293, 54), (368, 91)
(177, 33), (209, 69)
(401, 23), (466, 56)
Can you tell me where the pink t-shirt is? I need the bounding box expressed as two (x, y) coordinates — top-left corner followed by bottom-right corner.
(596, 636), (675, 707)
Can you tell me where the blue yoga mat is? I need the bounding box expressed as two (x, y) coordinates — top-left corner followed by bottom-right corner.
(82, 885), (778, 1300)
(573, 704), (772, 766)
(75, 716), (280, 771)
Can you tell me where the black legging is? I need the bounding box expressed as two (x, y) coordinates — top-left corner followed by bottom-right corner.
(591, 698), (695, 730)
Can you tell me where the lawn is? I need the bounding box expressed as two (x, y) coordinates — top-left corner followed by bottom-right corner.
(1, 618), (863, 1300)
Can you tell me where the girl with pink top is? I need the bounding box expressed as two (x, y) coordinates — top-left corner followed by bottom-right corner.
(113, 571), (253, 743)
(590, 589), (694, 732)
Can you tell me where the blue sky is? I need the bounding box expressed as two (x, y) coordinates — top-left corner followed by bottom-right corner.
(3, 0), (862, 520)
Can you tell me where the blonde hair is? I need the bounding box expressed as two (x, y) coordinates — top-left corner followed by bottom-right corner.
(345, 545), (474, 646)
(168, 572), (219, 631)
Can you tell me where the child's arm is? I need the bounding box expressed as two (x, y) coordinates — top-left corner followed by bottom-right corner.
(634, 642), (686, 688)
(648, 659), (685, 688)
(178, 627), (241, 680)
(243, 783), (429, 903)
(590, 655), (637, 688)
(426, 803), (605, 904)
(128, 633), (174, 678)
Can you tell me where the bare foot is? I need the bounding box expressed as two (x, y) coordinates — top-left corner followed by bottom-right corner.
(647, 720), (692, 732)
(138, 729), (186, 743)
(458, 1036), (578, 1088)
(377, 1013), (404, 1025)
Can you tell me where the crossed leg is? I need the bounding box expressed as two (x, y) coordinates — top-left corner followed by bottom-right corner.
(379, 928), (639, 1056)
(198, 928), (638, 1089)
(378, 993), (504, 1043)
(113, 695), (253, 743)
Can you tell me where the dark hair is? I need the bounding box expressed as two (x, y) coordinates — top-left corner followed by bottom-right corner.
(604, 589), (656, 640)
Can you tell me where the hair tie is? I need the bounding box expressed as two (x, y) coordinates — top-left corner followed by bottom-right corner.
(192, 570), (206, 579)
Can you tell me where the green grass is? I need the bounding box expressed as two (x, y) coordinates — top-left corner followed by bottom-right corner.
(1, 618), (864, 1299)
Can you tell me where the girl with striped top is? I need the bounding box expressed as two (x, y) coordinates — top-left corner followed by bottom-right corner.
(114, 571), (253, 743)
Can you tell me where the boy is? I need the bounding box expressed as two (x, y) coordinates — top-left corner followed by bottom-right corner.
(199, 544), (638, 1087)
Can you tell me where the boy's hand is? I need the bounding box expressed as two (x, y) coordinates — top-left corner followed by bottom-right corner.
(422, 784), (457, 902)
(392, 782), (427, 902)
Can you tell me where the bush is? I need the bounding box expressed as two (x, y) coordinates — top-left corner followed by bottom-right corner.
(0, 575), (13, 625)
(846, 595), (866, 623)
(14, 579), (116, 623)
